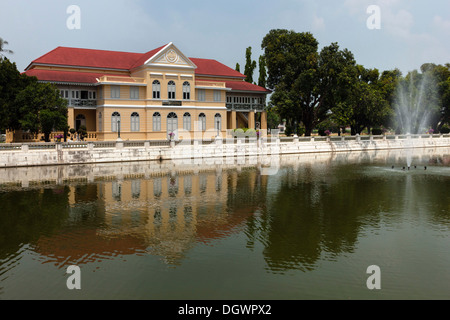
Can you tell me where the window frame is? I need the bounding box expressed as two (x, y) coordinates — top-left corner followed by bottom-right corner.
(198, 113), (206, 131)
(152, 112), (161, 132)
(168, 81), (176, 100)
(183, 112), (191, 131)
(98, 112), (103, 132)
(131, 112), (140, 132)
(111, 85), (120, 99)
(197, 89), (205, 102)
(182, 81), (191, 100)
(213, 90), (221, 102)
(130, 86), (139, 100)
(111, 112), (121, 132)
(152, 80), (161, 99)
(214, 113), (222, 131)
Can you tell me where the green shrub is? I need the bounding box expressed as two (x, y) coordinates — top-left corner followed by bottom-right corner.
(297, 126), (305, 137)
(233, 128), (245, 137)
(246, 128), (257, 137)
(440, 125), (450, 134)
(78, 125), (87, 140)
(284, 125), (293, 137)
(372, 128), (383, 135)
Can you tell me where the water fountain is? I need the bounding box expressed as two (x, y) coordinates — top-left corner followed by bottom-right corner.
(393, 71), (438, 169)
(394, 71), (436, 136)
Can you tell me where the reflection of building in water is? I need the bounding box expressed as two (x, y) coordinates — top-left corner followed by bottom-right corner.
(39, 168), (265, 266)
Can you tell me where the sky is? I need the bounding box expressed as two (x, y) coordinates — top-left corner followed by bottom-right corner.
(0, 0), (449, 76)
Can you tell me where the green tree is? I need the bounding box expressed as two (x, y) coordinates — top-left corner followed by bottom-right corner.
(14, 82), (68, 142)
(235, 63), (240, 73)
(0, 37), (13, 57)
(266, 104), (280, 130)
(258, 55), (267, 88)
(0, 57), (36, 131)
(377, 69), (402, 107)
(424, 63), (450, 130)
(262, 30), (356, 136)
(442, 76), (450, 128)
(244, 46), (257, 84)
(332, 65), (391, 135)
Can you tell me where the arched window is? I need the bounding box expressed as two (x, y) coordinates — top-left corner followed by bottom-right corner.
(167, 112), (178, 139)
(98, 112), (102, 132)
(214, 113), (222, 131)
(168, 81), (176, 100)
(183, 112), (191, 131)
(183, 81), (190, 100)
(198, 113), (206, 131)
(153, 112), (161, 132)
(131, 112), (140, 132)
(152, 80), (161, 99)
(111, 112), (121, 132)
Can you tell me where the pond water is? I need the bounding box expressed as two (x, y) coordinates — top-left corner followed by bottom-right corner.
(0, 148), (449, 300)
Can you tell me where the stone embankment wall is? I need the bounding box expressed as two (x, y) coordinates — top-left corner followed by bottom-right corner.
(0, 135), (449, 169)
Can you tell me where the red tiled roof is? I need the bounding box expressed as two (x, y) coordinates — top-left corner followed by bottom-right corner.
(190, 58), (245, 78)
(27, 46), (247, 79)
(24, 69), (124, 84)
(25, 45), (269, 93)
(29, 46), (144, 70)
(225, 80), (271, 93)
(129, 44), (169, 69)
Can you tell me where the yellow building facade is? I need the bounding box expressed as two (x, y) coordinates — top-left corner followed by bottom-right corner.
(14, 42), (270, 142)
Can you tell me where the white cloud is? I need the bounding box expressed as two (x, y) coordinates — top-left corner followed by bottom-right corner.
(312, 14), (326, 31)
(433, 15), (450, 33)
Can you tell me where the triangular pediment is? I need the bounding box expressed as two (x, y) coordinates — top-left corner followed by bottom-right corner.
(144, 42), (197, 69)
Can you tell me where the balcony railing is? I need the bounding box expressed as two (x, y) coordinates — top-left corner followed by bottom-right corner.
(226, 103), (266, 111)
(69, 99), (97, 107)
(195, 80), (226, 88)
(97, 75), (146, 84)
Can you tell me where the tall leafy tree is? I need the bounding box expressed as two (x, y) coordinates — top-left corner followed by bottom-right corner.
(377, 69), (402, 107)
(262, 29), (356, 136)
(332, 65), (391, 135)
(258, 55), (267, 88)
(235, 63), (240, 73)
(262, 30), (318, 135)
(14, 81), (68, 142)
(1, 57), (68, 140)
(0, 37), (13, 57)
(244, 46), (257, 84)
(424, 63), (450, 131)
(0, 57), (35, 131)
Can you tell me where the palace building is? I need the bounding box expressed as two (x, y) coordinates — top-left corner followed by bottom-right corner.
(16, 42), (270, 142)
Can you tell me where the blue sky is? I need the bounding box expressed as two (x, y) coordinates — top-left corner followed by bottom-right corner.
(1, 0), (449, 76)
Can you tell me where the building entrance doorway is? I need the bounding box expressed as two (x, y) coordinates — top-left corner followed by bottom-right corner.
(76, 114), (86, 131)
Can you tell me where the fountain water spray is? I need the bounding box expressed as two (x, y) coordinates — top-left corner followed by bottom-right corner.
(393, 71), (438, 168)
(394, 72), (436, 136)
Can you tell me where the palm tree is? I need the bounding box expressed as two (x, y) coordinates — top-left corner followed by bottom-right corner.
(0, 37), (14, 57)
